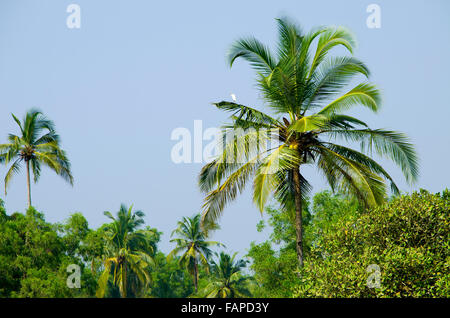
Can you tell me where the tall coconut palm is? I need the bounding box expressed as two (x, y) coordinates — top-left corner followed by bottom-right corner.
(96, 204), (155, 298)
(198, 17), (419, 267)
(168, 214), (223, 292)
(200, 252), (252, 298)
(0, 109), (73, 208)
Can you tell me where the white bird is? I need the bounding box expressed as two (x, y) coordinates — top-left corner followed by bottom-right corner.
(230, 93), (237, 102)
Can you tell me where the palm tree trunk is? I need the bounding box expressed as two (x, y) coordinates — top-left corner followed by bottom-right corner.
(91, 259), (95, 274)
(122, 263), (127, 298)
(193, 259), (198, 292)
(292, 167), (304, 268)
(26, 160), (32, 208)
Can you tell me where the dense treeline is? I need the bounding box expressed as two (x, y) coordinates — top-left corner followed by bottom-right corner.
(0, 189), (448, 298)
(0, 199), (253, 298)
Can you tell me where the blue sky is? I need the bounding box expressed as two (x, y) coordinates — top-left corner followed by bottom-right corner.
(0, 0), (449, 256)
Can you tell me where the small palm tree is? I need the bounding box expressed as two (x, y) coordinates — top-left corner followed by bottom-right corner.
(96, 204), (155, 298)
(168, 214), (223, 292)
(200, 252), (252, 298)
(199, 17), (419, 267)
(0, 109), (73, 207)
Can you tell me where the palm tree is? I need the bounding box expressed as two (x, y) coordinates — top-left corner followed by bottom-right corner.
(96, 204), (155, 298)
(168, 214), (223, 293)
(200, 252), (252, 298)
(198, 17), (419, 267)
(0, 109), (73, 208)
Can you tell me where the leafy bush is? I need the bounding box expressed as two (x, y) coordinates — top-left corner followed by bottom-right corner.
(295, 190), (449, 297)
(0, 205), (96, 297)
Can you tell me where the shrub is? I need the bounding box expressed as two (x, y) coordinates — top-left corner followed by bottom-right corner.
(295, 190), (449, 297)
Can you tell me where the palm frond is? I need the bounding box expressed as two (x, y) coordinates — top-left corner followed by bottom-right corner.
(4, 158), (22, 195)
(308, 26), (356, 79)
(317, 83), (380, 116)
(315, 145), (387, 207)
(306, 56), (370, 110)
(275, 17), (303, 60)
(253, 146), (301, 212)
(214, 101), (281, 127)
(228, 37), (276, 74)
(201, 158), (259, 228)
(323, 142), (400, 195)
(325, 128), (419, 183)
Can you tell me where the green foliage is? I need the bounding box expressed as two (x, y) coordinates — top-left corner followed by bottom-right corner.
(0, 190), (447, 298)
(296, 190), (450, 297)
(96, 204), (157, 298)
(0, 202), (203, 299)
(168, 214), (224, 292)
(198, 252), (253, 298)
(148, 252), (194, 298)
(247, 241), (299, 297)
(304, 191), (360, 246)
(296, 189), (449, 297)
(59, 212), (90, 257)
(247, 203), (312, 297)
(0, 206), (95, 297)
(248, 190), (449, 297)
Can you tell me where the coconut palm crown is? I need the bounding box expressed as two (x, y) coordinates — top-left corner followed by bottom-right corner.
(200, 252), (253, 298)
(198, 17), (419, 267)
(96, 204), (156, 298)
(0, 109), (73, 208)
(168, 214), (224, 292)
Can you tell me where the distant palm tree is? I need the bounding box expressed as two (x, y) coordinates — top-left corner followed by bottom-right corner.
(200, 252), (252, 298)
(199, 17), (419, 267)
(97, 204), (155, 298)
(168, 214), (223, 292)
(0, 109), (73, 207)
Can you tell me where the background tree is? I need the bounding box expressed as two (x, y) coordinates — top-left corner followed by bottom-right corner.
(168, 214), (223, 293)
(199, 17), (418, 267)
(96, 204), (156, 298)
(0, 109), (73, 208)
(59, 212), (90, 258)
(148, 252), (195, 298)
(57, 214), (107, 275)
(78, 226), (107, 275)
(199, 252), (253, 298)
(0, 204), (96, 297)
(247, 191), (360, 297)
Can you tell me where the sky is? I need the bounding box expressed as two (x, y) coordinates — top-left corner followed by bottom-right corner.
(0, 0), (449, 256)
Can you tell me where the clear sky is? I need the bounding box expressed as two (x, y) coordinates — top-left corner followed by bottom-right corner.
(0, 0), (449, 256)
